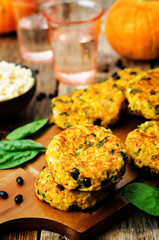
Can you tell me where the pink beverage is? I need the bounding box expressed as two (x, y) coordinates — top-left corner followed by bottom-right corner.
(18, 13), (53, 63)
(50, 29), (97, 85)
(44, 0), (104, 85)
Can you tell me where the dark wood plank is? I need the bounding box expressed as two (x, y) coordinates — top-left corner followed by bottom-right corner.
(1, 231), (39, 240)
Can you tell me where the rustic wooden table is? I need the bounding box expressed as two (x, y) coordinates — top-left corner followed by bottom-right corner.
(1, 0), (159, 239)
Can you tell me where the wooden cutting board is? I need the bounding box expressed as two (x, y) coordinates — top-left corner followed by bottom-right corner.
(1, 114), (159, 240)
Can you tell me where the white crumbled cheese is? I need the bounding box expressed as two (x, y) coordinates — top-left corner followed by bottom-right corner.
(0, 61), (35, 101)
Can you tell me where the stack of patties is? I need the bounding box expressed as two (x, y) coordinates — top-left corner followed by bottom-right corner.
(35, 125), (128, 211)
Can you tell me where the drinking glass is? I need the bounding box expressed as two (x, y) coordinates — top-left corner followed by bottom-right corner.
(43, 0), (105, 85)
(13, 0), (54, 63)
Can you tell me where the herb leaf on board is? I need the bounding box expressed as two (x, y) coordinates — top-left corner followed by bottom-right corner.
(123, 183), (159, 216)
(6, 118), (49, 140)
(0, 139), (46, 152)
(0, 139), (46, 169)
(0, 150), (39, 169)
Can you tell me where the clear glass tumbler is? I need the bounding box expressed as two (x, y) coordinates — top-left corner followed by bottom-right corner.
(13, 0), (54, 63)
(43, 0), (105, 85)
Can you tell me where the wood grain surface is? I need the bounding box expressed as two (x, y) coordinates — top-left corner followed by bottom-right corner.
(1, 0), (159, 239)
(1, 116), (159, 240)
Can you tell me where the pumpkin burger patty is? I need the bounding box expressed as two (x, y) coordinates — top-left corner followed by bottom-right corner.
(35, 167), (112, 211)
(126, 70), (159, 120)
(125, 121), (159, 175)
(109, 67), (145, 95)
(51, 80), (124, 129)
(46, 125), (127, 191)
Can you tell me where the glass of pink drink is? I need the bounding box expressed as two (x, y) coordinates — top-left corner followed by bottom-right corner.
(43, 0), (104, 85)
(13, 0), (54, 63)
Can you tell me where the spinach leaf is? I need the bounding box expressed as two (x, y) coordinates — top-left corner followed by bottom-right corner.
(0, 139), (46, 169)
(6, 118), (48, 140)
(0, 139), (46, 152)
(0, 150), (39, 169)
(1, 118), (48, 169)
(123, 183), (159, 216)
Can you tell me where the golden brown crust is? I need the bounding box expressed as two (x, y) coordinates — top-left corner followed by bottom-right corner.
(125, 120), (159, 175)
(46, 125), (127, 191)
(51, 80), (124, 129)
(109, 67), (145, 94)
(126, 70), (159, 119)
(35, 167), (111, 211)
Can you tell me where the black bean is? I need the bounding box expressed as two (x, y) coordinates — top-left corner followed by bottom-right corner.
(42, 166), (46, 170)
(90, 133), (96, 137)
(36, 92), (46, 101)
(141, 77), (151, 81)
(14, 194), (23, 204)
(142, 166), (151, 177)
(70, 168), (80, 180)
(111, 149), (115, 154)
(112, 72), (120, 80)
(93, 118), (102, 126)
(33, 69), (39, 75)
(48, 93), (55, 99)
(48, 90), (58, 99)
(16, 176), (24, 186)
(120, 151), (128, 163)
(155, 105), (159, 115)
(138, 148), (141, 153)
(115, 59), (125, 69)
(101, 65), (109, 73)
(56, 184), (65, 191)
(130, 71), (137, 75)
(150, 90), (156, 95)
(83, 178), (91, 188)
(0, 191), (8, 199)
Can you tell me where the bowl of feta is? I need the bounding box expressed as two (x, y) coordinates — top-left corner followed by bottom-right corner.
(0, 61), (36, 120)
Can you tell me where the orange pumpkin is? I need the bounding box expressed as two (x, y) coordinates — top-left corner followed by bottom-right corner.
(12, 0), (38, 21)
(105, 0), (159, 60)
(0, 0), (16, 34)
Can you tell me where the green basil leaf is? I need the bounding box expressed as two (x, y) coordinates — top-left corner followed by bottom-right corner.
(0, 139), (46, 152)
(6, 118), (49, 140)
(123, 183), (159, 216)
(0, 150), (39, 169)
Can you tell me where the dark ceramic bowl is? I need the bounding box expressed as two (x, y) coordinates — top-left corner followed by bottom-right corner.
(0, 62), (37, 120)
